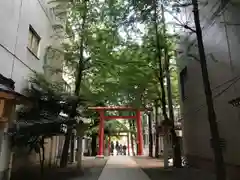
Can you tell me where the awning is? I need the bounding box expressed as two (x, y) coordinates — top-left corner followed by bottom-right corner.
(0, 84), (29, 105)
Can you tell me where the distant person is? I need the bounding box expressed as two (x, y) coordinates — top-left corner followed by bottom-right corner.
(119, 144), (123, 155)
(123, 144), (127, 155)
(116, 141), (120, 155)
(110, 141), (114, 155)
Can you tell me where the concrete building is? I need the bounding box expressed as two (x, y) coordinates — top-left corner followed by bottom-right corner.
(0, 0), (66, 179)
(177, 1), (240, 179)
(0, 0), (62, 90)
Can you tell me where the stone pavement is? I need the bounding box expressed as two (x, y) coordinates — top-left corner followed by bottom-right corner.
(11, 156), (107, 180)
(98, 156), (151, 180)
(133, 156), (217, 180)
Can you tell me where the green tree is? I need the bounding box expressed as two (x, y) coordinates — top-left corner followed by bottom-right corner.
(14, 73), (78, 175)
(49, 0), (180, 165)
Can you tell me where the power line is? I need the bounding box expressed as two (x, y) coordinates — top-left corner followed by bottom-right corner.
(179, 75), (240, 120)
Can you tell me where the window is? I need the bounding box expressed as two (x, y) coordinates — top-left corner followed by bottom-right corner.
(28, 25), (40, 57)
(180, 67), (187, 101)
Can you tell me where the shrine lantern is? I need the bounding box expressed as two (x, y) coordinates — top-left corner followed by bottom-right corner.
(0, 75), (29, 126)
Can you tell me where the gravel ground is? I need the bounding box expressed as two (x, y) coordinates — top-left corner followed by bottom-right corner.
(11, 157), (107, 180)
(133, 156), (216, 180)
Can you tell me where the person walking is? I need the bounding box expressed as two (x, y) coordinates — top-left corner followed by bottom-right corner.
(110, 141), (114, 156)
(123, 144), (127, 155)
(115, 141), (120, 155)
(119, 144), (123, 155)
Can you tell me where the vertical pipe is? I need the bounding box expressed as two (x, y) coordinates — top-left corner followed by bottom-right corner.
(97, 110), (104, 157)
(136, 110), (143, 155)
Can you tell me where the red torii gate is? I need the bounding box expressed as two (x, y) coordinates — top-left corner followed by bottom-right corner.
(88, 106), (144, 157)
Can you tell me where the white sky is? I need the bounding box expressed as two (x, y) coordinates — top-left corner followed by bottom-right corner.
(119, 11), (175, 44)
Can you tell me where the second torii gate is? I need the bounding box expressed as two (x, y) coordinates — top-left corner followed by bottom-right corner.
(88, 106), (144, 157)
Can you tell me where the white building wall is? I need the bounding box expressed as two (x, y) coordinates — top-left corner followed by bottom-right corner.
(177, 1), (240, 177)
(0, 0), (63, 178)
(0, 0), (58, 92)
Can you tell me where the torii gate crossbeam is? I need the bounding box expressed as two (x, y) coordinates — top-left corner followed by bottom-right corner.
(88, 106), (144, 157)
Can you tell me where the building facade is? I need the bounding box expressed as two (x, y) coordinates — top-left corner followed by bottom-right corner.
(0, 0), (66, 179)
(0, 0), (62, 91)
(177, 1), (240, 179)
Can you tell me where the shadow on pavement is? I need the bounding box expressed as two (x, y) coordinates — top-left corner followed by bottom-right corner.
(11, 157), (107, 180)
(133, 156), (216, 180)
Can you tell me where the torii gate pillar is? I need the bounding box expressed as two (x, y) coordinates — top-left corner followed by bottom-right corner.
(90, 107), (145, 157)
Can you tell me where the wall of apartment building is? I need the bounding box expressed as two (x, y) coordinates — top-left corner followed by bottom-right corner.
(0, 0), (66, 178)
(177, 1), (240, 179)
(0, 0), (56, 91)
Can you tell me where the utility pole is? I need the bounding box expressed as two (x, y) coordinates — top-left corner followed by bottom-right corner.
(191, 1), (226, 180)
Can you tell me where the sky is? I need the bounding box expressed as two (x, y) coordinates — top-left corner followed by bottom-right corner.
(118, 10), (176, 44)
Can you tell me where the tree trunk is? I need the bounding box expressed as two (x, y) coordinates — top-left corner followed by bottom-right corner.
(40, 137), (45, 177)
(130, 132), (135, 156)
(153, 0), (168, 120)
(60, 132), (71, 167)
(132, 120), (138, 154)
(127, 132), (130, 156)
(48, 137), (53, 167)
(148, 112), (153, 157)
(129, 120), (135, 156)
(60, 0), (88, 168)
(70, 135), (75, 163)
(165, 53), (181, 167)
(153, 0), (171, 163)
(191, 1), (226, 180)
(91, 133), (97, 156)
(76, 136), (83, 171)
(160, 3), (182, 167)
(154, 101), (159, 158)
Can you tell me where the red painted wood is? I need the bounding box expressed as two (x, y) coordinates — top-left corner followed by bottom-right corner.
(104, 115), (137, 120)
(88, 106), (151, 111)
(98, 110), (105, 156)
(88, 106), (149, 157)
(89, 106), (138, 110)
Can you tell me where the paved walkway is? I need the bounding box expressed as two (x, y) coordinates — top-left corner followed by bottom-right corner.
(98, 156), (151, 180)
(133, 156), (216, 180)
